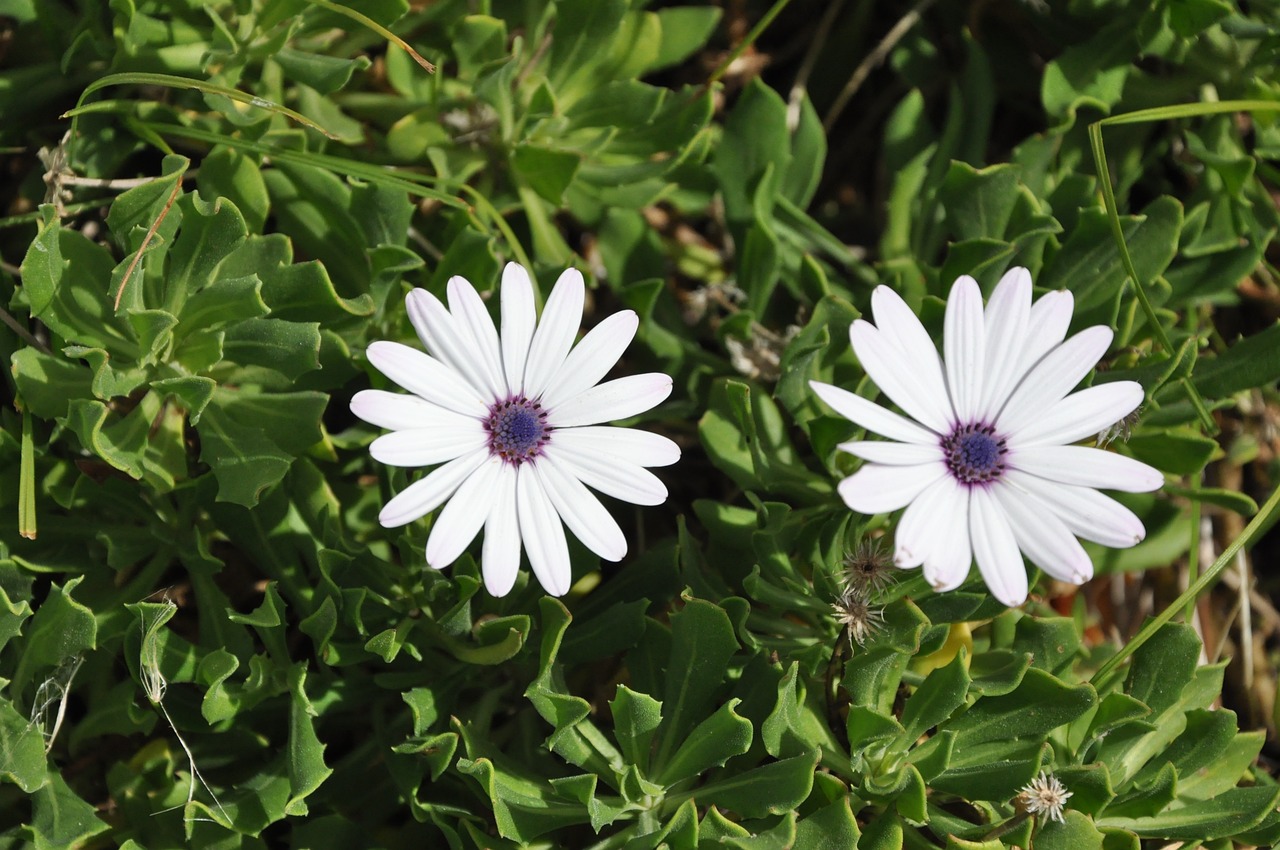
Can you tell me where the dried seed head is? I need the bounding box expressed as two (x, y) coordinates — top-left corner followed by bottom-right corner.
(840, 539), (896, 597)
(1015, 771), (1072, 824)
(1096, 405), (1141, 448)
(832, 588), (883, 648)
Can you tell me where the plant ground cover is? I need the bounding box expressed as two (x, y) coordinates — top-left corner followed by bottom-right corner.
(2, 0), (1280, 847)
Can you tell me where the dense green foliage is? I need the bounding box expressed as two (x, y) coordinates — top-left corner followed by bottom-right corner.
(1, 0), (1279, 847)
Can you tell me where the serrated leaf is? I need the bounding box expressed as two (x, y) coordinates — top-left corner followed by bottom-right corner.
(0, 697), (47, 792)
(285, 664), (333, 816)
(196, 146), (270, 233)
(12, 577), (96, 698)
(655, 698), (752, 786)
(610, 685), (662, 774)
(650, 596), (739, 776)
(197, 394), (313, 506)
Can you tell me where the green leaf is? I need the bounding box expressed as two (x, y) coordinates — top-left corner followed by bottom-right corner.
(21, 207), (137, 357)
(1032, 811), (1107, 850)
(27, 770), (110, 850)
(946, 667), (1096, 748)
(178, 275), (269, 332)
(713, 78), (790, 225)
(1125, 431), (1218, 475)
(512, 144), (581, 204)
(940, 162), (1021, 241)
(11, 577), (97, 698)
(1123, 622), (1199, 716)
(221, 318), (322, 381)
(164, 191), (249, 313)
(1038, 198), (1182, 313)
(0, 697), (47, 792)
(198, 389), (326, 506)
(1041, 18), (1134, 120)
(897, 650), (971, 744)
(696, 750), (818, 819)
(1097, 786), (1280, 841)
(795, 794), (861, 849)
(285, 664), (333, 816)
(196, 146), (270, 234)
(1192, 321), (1280, 399)
(150, 376), (216, 424)
(11, 348), (92, 419)
(274, 47), (370, 94)
(609, 685), (662, 774)
(655, 698), (752, 786)
(455, 752), (590, 840)
(651, 6), (720, 72)
(104, 155), (187, 254)
(651, 596), (739, 774)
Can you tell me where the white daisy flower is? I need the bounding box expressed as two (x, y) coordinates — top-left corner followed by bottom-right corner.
(810, 268), (1163, 607)
(351, 263), (679, 597)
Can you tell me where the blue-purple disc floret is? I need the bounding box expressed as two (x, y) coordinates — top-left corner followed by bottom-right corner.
(942, 422), (1007, 485)
(486, 396), (550, 465)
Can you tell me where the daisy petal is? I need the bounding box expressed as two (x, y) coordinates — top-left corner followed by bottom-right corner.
(548, 373), (672, 428)
(545, 442), (667, 505)
(922, 483), (972, 592)
(994, 484), (1092, 584)
(838, 440), (944, 465)
(525, 269), (585, 400)
(1010, 445), (1163, 492)
(540, 455), (627, 561)
(366, 341), (489, 417)
(977, 267), (1032, 419)
(1006, 469), (1146, 548)
(405, 287), (500, 400)
(370, 425), (487, 467)
(426, 455), (504, 568)
(351, 389), (473, 432)
(539, 310), (640, 411)
(944, 275), (986, 423)
(517, 464), (573, 596)
(1010, 382), (1144, 447)
(552, 426), (680, 468)
(851, 319), (953, 434)
(378, 448), (488, 528)
(482, 465), (521, 596)
(894, 474), (962, 568)
(1021, 290), (1074, 369)
(501, 263), (537, 396)
(810, 381), (937, 445)
(447, 276), (506, 400)
(995, 326), (1114, 435)
(837, 461), (947, 514)
(870, 286), (956, 423)
(970, 487), (1029, 607)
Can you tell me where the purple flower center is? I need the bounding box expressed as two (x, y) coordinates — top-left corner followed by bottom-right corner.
(943, 423), (1007, 485)
(486, 397), (549, 465)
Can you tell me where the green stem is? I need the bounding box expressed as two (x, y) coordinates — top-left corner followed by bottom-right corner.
(1091, 481), (1280, 691)
(1184, 473), (1202, 624)
(707, 0), (792, 87)
(18, 407), (35, 540)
